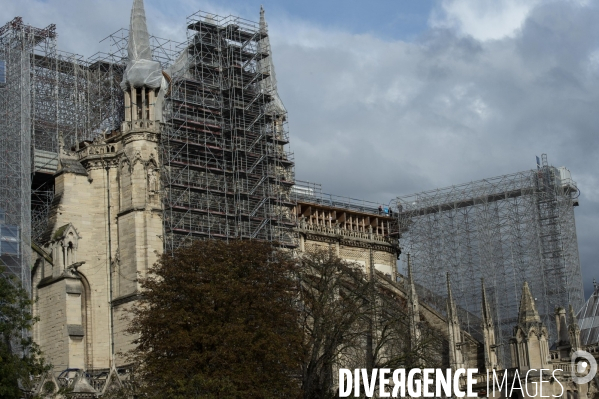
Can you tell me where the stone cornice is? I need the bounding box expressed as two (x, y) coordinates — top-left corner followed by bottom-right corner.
(117, 207), (163, 217)
(37, 273), (80, 289)
(112, 292), (140, 307)
(299, 227), (399, 255)
(80, 158), (120, 171)
(121, 119), (160, 136)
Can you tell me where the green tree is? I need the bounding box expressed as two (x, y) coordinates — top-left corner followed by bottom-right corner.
(0, 266), (49, 399)
(127, 240), (304, 399)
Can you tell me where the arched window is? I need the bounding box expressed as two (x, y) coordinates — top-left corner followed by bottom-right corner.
(66, 241), (74, 266)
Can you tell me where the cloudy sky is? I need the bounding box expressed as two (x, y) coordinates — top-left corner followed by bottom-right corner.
(6, 0), (599, 298)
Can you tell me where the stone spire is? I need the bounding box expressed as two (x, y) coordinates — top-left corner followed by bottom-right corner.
(568, 304), (582, 352)
(510, 282), (550, 369)
(406, 255), (421, 346)
(446, 273), (465, 370)
(518, 281), (541, 325)
(128, 0), (152, 62)
(481, 279), (499, 370)
(258, 5), (286, 117)
(120, 0), (162, 90)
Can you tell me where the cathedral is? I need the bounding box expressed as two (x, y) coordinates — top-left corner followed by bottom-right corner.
(11, 0), (599, 397)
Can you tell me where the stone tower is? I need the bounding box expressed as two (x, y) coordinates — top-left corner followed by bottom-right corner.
(113, 0), (164, 363)
(32, 0), (164, 370)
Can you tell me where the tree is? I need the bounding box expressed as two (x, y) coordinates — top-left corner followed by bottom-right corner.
(297, 250), (371, 399)
(297, 249), (444, 399)
(0, 266), (49, 399)
(367, 278), (445, 372)
(127, 240), (304, 399)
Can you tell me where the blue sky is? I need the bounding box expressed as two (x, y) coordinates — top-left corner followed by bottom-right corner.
(213, 0), (436, 40)
(5, 0), (599, 300)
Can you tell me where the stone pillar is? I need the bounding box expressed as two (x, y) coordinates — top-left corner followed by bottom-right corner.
(148, 89), (155, 120)
(141, 86), (146, 120)
(568, 305), (582, 352)
(131, 88), (138, 121)
(482, 279), (499, 370)
(447, 273), (465, 370)
(124, 91), (131, 122)
(555, 307), (569, 345)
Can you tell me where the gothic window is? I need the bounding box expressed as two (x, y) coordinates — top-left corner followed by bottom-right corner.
(66, 242), (74, 266)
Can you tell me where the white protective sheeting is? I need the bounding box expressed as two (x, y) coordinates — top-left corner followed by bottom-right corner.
(120, 0), (162, 90)
(258, 6), (286, 117)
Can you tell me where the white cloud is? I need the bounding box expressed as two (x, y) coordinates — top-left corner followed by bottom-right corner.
(430, 0), (542, 41)
(268, 1), (599, 296)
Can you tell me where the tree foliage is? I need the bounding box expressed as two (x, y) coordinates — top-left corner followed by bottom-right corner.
(0, 266), (49, 399)
(127, 240), (304, 399)
(297, 249), (444, 399)
(128, 243), (446, 399)
(297, 250), (371, 398)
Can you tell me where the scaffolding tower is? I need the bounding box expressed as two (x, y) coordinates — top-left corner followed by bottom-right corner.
(0, 9), (297, 293)
(0, 18), (56, 290)
(161, 11), (296, 250)
(395, 155), (584, 365)
(0, 17), (127, 288)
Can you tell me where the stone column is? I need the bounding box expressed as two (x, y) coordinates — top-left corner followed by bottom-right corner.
(141, 87), (147, 120)
(131, 88), (138, 121)
(124, 91), (131, 122)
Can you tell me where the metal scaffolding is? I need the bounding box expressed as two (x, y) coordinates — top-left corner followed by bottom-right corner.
(0, 17), (125, 288)
(395, 154), (584, 365)
(85, 11), (297, 249)
(161, 11), (296, 250)
(0, 9), (297, 293)
(0, 18), (55, 290)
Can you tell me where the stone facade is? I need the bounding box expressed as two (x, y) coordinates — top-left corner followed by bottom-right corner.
(32, 79), (163, 373)
(30, 0), (165, 373)
(24, 1), (599, 397)
(295, 200), (399, 280)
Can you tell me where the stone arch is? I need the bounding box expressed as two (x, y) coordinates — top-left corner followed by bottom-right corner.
(131, 150), (143, 167)
(119, 156), (131, 172)
(146, 156), (158, 170)
(76, 270), (93, 370)
(528, 328), (537, 338)
(50, 224), (81, 269)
